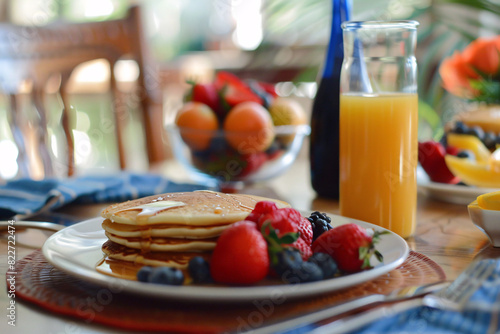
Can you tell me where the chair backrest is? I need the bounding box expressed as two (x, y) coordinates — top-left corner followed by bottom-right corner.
(0, 5), (167, 179)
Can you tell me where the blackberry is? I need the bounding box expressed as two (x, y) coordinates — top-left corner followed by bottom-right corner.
(308, 211), (333, 241)
(137, 266), (153, 282)
(149, 266), (184, 285)
(307, 252), (338, 279)
(188, 256), (213, 284)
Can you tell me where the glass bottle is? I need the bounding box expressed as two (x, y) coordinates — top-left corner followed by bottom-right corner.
(309, 0), (351, 199)
(339, 21), (419, 238)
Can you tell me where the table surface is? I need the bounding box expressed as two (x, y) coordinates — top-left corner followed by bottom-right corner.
(1, 152), (499, 333)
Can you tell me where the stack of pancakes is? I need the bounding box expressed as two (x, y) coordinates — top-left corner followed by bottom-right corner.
(101, 190), (289, 270)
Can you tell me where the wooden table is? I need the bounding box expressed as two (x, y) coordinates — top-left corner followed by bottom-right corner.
(1, 150), (498, 333)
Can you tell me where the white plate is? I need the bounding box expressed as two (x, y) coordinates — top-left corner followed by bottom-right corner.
(42, 216), (409, 302)
(417, 165), (497, 205)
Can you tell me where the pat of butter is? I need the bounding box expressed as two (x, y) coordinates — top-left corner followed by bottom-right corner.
(477, 191), (500, 210)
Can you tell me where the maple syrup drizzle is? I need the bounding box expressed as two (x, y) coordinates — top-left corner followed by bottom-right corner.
(113, 200), (187, 259)
(196, 190), (254, 212)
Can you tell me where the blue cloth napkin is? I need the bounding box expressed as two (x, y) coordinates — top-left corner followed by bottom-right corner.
(0, 173), (213, 219)
(350, 259), (500, 334)
(277, 259), (500, 334)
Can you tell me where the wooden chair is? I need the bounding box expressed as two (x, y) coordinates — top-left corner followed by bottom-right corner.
(0, 5), (166, 178)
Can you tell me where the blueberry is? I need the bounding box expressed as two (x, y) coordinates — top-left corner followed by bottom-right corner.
(466, 125), (485, 141)
(149, 266), (184, 285)
(439, 134), (448, 147)
(484, 131), (497, 150)
(137, 266), (153, 282)
(283, 262), (324, 284)
(456, 150), (474, 160)
(208, 136), (228, 153)
(453, 121), (468, 134)
(188, 256), (212, 284)
(273, 248), (303, 278)
(307, 252), (338, 279)
(265, 140), (282, 156)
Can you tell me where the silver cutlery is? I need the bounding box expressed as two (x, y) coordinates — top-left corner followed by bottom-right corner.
(0, 220), (64, 232)
(245, 280), (450, 334)
(247, 259), (495, 334)
(309, 259), (496, 334)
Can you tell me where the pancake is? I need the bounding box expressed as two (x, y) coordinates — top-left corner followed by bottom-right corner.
(102, 240), (207, 269)
(102, 219), (230, 239)
(101, 190), (290, 226)
(99, 191), (291, 274)
(105, 231), (217, 252)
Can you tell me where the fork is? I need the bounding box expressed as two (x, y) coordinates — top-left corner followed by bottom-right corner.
(308, 259), (496, 334)
(0, 220), (64, 232)
(246, 280), (450, 334)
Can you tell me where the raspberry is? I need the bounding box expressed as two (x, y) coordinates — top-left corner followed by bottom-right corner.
(246, 201), (279, 223)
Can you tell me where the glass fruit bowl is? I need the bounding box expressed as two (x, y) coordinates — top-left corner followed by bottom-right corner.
(166, 123), (310, 188)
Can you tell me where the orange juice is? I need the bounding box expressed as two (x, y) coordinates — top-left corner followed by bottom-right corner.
(339, 93), (418, 238)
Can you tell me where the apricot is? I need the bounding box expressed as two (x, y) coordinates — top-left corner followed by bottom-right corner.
(268, 97), (306, 126)
(268, 97), (306, 144)
(175, 102), (219, 151)
(223, 102), (275, 154)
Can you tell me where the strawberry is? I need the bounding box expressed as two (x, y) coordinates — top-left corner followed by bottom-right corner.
(446, 145), (459, 156)
(289, 237), (312, 261)
(239, 152), (267, 177)
(214, 71), (262, 108)
(256, 81), (278, 98)
(210, 220), (269, 285)
(185, 82), (221, 114)
(311, 223), (386, 273)
(418, 141), (460, 184)
(297, 216), (313, 246)
(257, 208), (299, 236)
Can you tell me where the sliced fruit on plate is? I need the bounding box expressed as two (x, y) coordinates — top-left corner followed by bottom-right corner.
(446, 133), (491, 164)
(445, 154), (500, 188)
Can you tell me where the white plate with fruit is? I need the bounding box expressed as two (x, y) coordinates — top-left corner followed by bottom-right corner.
(417, 165), (499, 205)
(42, 214), (409, 303)
(418, 125), (500, 204)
